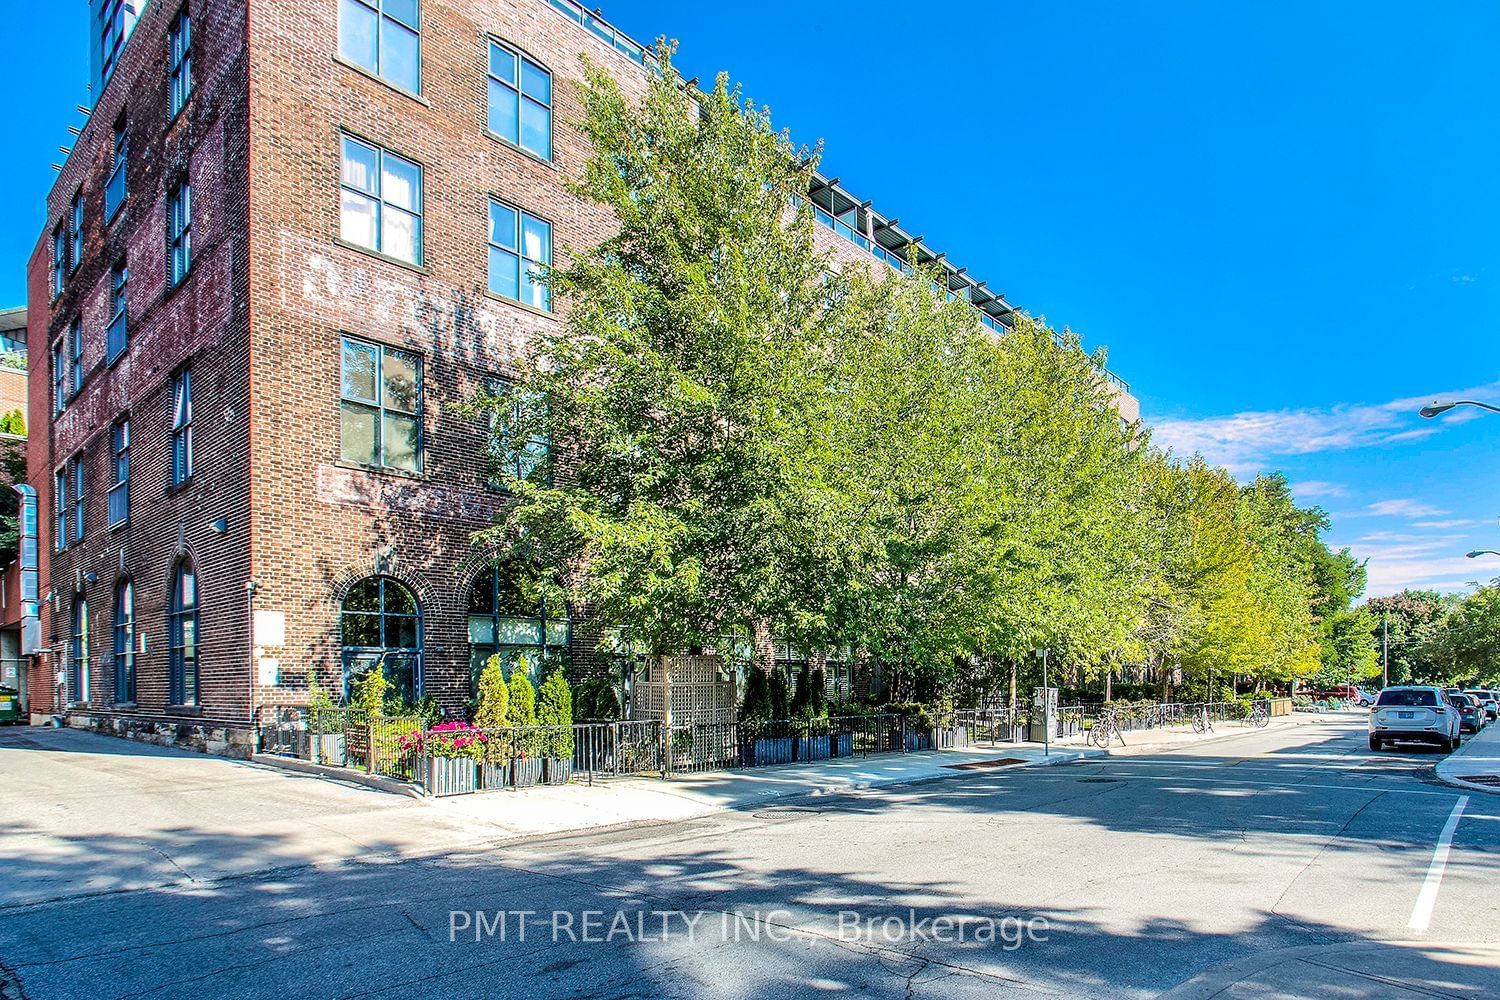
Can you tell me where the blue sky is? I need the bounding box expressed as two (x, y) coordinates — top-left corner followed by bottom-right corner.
(4, 0), (1499, 596)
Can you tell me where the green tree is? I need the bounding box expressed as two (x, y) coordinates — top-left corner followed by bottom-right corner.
(1365, 590), (1450, 684)
(351, 667), (387, 716)
(536, 667), (574, 757)
(473, 654), (510, 729)
(473, 44), (832, 662)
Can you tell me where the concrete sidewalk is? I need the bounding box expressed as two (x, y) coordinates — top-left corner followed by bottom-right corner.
(1437, 720), (1500, 794)
(1161, 939), (1500, 998)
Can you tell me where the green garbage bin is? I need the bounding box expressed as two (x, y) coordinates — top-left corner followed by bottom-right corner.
(0, 686), (19, 724)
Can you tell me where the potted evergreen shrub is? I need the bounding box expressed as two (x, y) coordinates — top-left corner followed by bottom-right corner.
(473, 655), (511, 790)
(508, 667), (543, 787)
(537, 667), (574, 785)
(738, 669), (792, 766)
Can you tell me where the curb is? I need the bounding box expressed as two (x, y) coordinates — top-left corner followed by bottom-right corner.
(249, 753), (425, 799)
(1432, 722), (1500, 796)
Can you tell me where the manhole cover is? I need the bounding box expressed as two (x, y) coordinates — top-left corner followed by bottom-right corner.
(1077, 777), (1122, 783)
(945, 758), (1027, 771)
(752, 806), (825, 819)
(1457, 774), (1500, 786)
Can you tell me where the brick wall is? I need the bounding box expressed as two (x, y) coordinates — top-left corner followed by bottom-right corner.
(28, 0), (254, 746)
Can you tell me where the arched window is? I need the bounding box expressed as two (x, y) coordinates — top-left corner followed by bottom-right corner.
(70, 595), (89, 703)
(114, 579), (135, 703)
(466, 562), (568, 692)
(341, 576), (421, 703)
(168, 559), (199, 707)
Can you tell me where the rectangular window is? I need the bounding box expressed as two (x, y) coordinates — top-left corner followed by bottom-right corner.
(488, 40), (552, 161)
(340, 136), (423, 265)
(109, 419), (130, 527)
(488, 200), (551, 311)
(69, 191), (83, 273)
(99, 0), (127, 84)
(54, 467), (68, 551)
(52, 340), (66, 415)
(488, 381), (549, 488)
(340, 336), (422, 473)
(168, 10), (192, 118)
(107, 259), (129, 362)
(72, 457), (86, 544)
(106, 114), (128, 221)
(168, 180), (191, 286)
(52, 225), (67, 297)
(340, 0), (420, 94)
(69, 317), (84, 398)
(171, 368), (193, 485)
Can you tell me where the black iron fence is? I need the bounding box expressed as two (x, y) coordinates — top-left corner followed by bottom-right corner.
(254, 695), (1286, 797)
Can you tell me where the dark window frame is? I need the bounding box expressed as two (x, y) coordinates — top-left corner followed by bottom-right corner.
(114, 577), (136, 703)
(168, 557), (199, 707)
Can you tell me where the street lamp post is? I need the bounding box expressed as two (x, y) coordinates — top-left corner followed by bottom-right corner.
(1419, 400), (1500, 418)
(1466, 550), (1500, 559)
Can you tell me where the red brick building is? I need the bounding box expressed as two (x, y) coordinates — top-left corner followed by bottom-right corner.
(29, 0), (1136, 755)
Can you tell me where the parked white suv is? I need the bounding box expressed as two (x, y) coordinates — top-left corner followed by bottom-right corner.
(1369, 686), (1461, 752)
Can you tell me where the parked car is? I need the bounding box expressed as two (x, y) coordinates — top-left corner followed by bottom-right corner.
(1464, 689), (1499, 722)
(1311, 685), (1360, 703)
(1369, 686), (1461, 752)
(1355, 687), (1376, 707)
(1447, 692), (1483, 734)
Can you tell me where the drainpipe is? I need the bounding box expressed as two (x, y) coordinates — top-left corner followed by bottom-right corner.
(246, 579), (258, 745)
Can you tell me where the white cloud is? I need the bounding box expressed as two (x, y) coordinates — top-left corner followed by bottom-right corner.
(1362, 499), (1451, 519)
(1151, 381), (1500, 477)
(1412, 518), (1485, 529)
(1289, 480), (1347, 498)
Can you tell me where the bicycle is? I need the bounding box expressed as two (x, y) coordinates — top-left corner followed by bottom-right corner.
(1245, 700), (1269, 729)
(1090, 709), (1124, 748)
(1191, 705), (1214, 735)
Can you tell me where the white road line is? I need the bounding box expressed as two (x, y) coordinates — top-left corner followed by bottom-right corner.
(1408, 795), (1469, 933)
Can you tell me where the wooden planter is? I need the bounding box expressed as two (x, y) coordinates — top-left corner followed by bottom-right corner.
(741, 737), (794, 766)
(543, 758), (572, 785)
(425, 756), (479, 797)
(797, 734), (832, 761)
(904, 731), (933, 752)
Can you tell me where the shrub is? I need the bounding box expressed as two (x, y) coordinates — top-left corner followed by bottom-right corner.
(809, 667), (828, 717)
(575, 676), (620, 721)
(740, 668), (772, 722)
(882, 701), (936, 732)
(401, 721), (487, 760)
(351, 667), (387, 717)
(537, 667), (574, 758)
(509, 669), (538, 755)
(473, 655), (510, 730)
(768, 670), (790, 720)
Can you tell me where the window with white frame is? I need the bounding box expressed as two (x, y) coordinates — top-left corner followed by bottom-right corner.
(340, 336), (421, 473)
(487, 39), (551, 161)
(340, 0), (420, 94)
(171, 368), (193, 485)
(168, 180), (191, 286)
(487, 200), (551, 311)
(168, 9), (192, 118)
(340, 136), (422, 266)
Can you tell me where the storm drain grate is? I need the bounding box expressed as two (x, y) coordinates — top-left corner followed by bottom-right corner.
(944, 758), (1028, 771)
(1456, 774), (1500, 786)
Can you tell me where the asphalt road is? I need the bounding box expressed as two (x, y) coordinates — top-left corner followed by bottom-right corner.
(1, 717), (1496, 998)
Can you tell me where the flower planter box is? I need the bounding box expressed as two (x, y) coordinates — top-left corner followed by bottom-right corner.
(511, 758), (544, 788)
(425, 756), (479, 797)
(797, 734), (832, 761)
(479, 761), (512, 790)
(931, 726), (969, 750)
(290, 730), (346, 765)
(741, 737), (794, 767)
(543, 758), (572, 785)
(904, 731), (933, 752)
